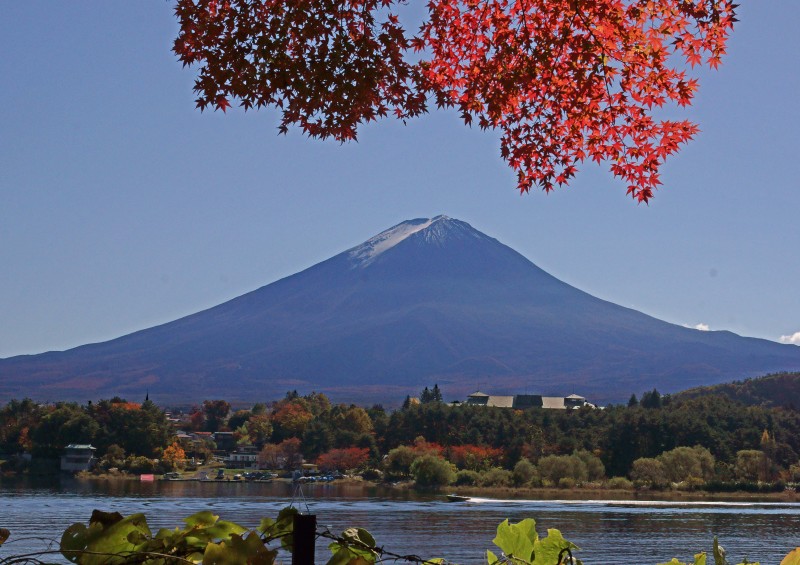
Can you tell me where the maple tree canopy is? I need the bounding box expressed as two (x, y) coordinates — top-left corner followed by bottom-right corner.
(174, 0), (736, 202)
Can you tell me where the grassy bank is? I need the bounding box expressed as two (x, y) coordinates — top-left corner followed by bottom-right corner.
(442, 484), (800, 502)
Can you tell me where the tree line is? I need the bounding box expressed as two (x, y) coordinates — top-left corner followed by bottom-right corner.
(2, 386), (800, 490)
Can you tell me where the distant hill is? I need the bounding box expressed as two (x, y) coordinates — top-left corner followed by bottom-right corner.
(2, 215), (800, 405)
(674, 372), (800, 409)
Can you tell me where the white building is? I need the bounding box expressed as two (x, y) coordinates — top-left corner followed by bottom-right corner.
(61, 444), (96, 472)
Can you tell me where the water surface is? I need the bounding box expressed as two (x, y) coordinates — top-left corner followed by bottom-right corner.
(1, 479), (798, 564)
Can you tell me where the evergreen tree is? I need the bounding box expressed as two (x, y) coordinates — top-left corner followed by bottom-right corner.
(420, 387), (433, 404)
(640, 389), (663, 409)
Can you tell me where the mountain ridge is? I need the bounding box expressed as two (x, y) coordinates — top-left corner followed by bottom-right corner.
(2, 216), (799, 404)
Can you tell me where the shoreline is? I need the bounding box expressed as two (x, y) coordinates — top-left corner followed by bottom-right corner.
(444, 484), (800, 503)
(6, 470), (797, 503)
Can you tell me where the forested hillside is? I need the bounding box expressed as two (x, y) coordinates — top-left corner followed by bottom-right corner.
(675, 372), (800, 409)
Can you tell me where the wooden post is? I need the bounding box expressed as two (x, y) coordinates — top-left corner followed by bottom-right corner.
(292, 513), (316, 565)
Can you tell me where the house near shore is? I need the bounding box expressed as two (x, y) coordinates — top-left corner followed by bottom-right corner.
(464, 392), (595, 409)
(60, 444), (96, 472)
(225, 445), (259, 470)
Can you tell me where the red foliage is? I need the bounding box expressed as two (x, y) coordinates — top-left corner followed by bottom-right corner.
(111, 402), (141, 411)
(411, 436), (444, 456)
(270, 401), (314, 438)
(316, 447), (371, 472)
(258, 437), (304, 470)
(189, 410), (205, 432)
(174, 0), (736, 201)
(447, 444), (504, 470)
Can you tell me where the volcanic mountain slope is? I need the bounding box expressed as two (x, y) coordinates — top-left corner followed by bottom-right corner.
(2, 216), (799, 404)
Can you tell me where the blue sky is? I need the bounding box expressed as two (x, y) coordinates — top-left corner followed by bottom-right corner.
(1, 2), (798, 358)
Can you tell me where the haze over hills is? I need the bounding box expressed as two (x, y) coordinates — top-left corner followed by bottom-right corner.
(2, 215), (799, 405)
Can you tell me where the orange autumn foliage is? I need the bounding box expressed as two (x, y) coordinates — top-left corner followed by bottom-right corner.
(174, 0), (736, 201)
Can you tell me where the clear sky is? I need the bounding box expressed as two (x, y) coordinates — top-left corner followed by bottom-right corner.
(1, 2), (798, 359)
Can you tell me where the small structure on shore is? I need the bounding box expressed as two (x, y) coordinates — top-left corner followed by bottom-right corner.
(60, 444), (96, 472)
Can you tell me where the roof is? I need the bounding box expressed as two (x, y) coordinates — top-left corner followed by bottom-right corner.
(540, 397), (566, 409)
(65, 444), (96, 450)
(468, 392), (489, 397)
(485, 396), (515, 408)
(565, 394), (586, 400)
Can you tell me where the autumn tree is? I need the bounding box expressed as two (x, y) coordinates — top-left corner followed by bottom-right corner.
(246, 414), (273, 448)
(174, 0), (735, 201)
(202, 400), (231, 432)
(162, 441), (187, 471)
(258, 438), (305, 470)
(271, 400), (314, 440)
(316, 447), (370, 472)
(447, 444), (504, 471)
(257, 443), (283, 470)
(0, 398), (42, 455)
(334, 406), (374, 435)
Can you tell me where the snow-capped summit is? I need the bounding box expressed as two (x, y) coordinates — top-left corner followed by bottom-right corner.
(348, 217), (437, 267)
(347, 215), (492, 268)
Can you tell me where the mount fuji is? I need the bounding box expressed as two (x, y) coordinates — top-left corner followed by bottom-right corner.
(2, 215), (799, 405)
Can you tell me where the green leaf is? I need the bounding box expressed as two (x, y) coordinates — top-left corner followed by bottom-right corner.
(657, 559), (688, 565)
(487, 549), (500, 564)
(261, 507), (297, 549)
(203, 532), (277, 565)
(83, 513), (152, 565)
(257, 517), (276, 534)
(695, 552), (708, 565)
(713, 538), (728, 565)
(492, 518), (538, 562)
(60, 523), (89, 563)
(354, 528), (375, 548)
(200, 520), (249, 540)
(185, 511), (220, 528)
(781, 549), (800, 565)
(327, 546), (372, 565)
(531, 528), (579, 565)
(89, 510), (125, 528)
(328, 528), (378, 563)
(276, 507), (299, 524)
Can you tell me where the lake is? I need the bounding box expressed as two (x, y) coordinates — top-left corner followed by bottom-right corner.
(1, 478), (799, 564)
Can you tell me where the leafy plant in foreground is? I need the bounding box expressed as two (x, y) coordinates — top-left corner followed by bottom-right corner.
(1, 509), (799, 565)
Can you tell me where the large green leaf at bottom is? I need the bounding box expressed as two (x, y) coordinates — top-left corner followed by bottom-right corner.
(202, 532), (277, 565)
(492, 518), (538, 562)
(781, 549), (800, 565)
(531, 529), (580, 565)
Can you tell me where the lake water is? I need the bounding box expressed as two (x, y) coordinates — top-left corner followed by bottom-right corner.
(1, 478), (799, 564)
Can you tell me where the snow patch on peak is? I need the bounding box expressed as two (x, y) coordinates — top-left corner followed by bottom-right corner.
(347, 215), (488, 268)
(349, 217), (436, 267)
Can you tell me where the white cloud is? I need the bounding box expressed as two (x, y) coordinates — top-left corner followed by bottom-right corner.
(779, 332), (800, 345)
(693, 323), (710, 331)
